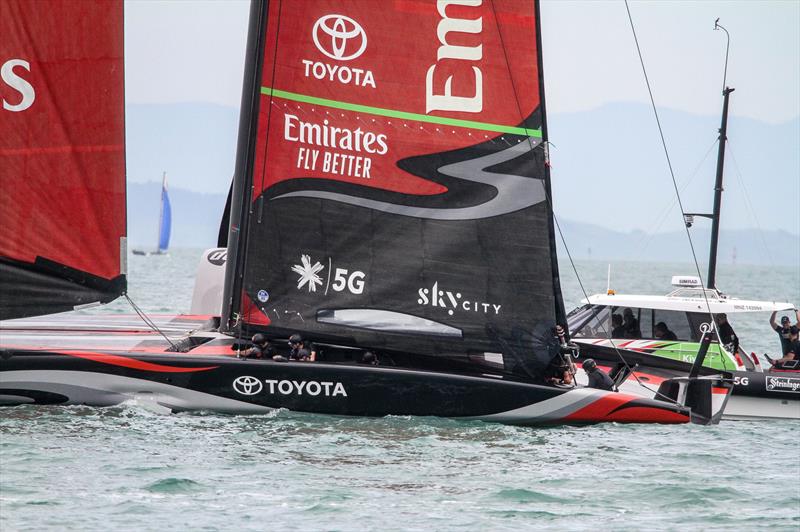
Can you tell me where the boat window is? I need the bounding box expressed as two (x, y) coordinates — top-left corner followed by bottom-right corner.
(569, 306), (611, 338)
(639, 308), (653, 339)
(567, 304), (600, 335)
(652, 309), (693, 341)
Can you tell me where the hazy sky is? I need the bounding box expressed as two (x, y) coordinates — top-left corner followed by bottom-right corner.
(125, 0), (800, 123)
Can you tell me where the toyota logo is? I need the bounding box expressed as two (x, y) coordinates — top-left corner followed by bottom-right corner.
(312, 14), (367, 61)
(233, 376), (263, 396)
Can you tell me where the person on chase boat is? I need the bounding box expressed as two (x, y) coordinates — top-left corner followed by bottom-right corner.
(766, 326), (800, 369)
(769, 310), (800, 355)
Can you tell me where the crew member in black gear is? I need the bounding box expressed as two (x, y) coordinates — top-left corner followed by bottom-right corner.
(545, 325), (575, 386)
(360, 351), (379, 365)
(582, 358), (614, 391)
(288, 334), (317, 362)
(654, 322), (678, 341)
(244, 333), (275, 360)
(714, 313), (736, 346)
(622, 308), (641, 339)
(611, 313), (625, 339)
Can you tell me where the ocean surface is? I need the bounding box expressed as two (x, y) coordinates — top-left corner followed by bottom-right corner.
(1, 250), (798, 531)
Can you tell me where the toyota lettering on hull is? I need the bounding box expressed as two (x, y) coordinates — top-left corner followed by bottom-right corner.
(232, 377), (348, 398)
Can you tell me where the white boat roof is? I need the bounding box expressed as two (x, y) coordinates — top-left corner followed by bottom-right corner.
(582, 289), (795, 314)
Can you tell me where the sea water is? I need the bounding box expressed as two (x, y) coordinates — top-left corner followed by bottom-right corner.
(1, 249), (798, 531)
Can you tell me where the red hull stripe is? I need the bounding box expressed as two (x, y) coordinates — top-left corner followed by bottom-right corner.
(62, 351), (218, 373)
(563, 394), (689, 424)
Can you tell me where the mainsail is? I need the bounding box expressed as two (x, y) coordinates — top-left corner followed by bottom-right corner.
(224, 0), (564, 372)
(0, 1), (126, 320)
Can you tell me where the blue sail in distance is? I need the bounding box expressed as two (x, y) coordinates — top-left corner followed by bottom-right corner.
(157, 172), (171, 253)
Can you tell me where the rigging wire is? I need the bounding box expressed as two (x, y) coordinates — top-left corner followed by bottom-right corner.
(623, 1), (717, 329)
(551, 214), (680, 402)
(632, 138), (719, 260)
(488, 0), (679, 403)
(124, 293), (178, 350)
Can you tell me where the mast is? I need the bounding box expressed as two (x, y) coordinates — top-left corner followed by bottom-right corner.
(220, 0), (268, 332)
(706, 19), (733, 290)
(707, 86), (733, 290)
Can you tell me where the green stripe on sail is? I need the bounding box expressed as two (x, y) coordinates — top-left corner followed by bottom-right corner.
(262, 87), (542, 138)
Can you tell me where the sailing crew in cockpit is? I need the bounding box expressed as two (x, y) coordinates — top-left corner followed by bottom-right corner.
(288, 334), (317, 362)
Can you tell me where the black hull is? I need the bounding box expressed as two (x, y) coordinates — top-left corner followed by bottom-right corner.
(0, 350), (693, 425)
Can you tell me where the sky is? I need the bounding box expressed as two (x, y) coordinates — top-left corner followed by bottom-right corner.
(125, 0), (800, 122)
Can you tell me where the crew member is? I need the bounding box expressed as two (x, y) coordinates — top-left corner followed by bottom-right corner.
(288, 334), (317, 362)
(546, 325), (575, 386)
(714, 313), (736, 346)
(611, 313), (625, 339)
(622, 308), (641, 339)
(242, 333), (275, 360)
(769, 310), (800, 355)
(767, 326), (800, 369)
(654, 322), (678, 341)
(360, 351), (379, 365)
(582, 358), (614, 391)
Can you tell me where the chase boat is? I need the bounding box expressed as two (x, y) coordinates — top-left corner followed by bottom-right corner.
(568, 276), (799, 420)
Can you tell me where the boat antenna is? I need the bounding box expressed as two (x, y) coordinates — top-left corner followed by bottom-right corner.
(714, 18), (730, 93)
(684, 19), (734, 290)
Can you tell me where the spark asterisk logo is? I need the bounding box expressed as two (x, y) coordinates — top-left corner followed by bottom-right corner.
(292, 254), (325, 292)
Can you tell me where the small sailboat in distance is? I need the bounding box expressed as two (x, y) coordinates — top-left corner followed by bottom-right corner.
(133, 172), (171, 256)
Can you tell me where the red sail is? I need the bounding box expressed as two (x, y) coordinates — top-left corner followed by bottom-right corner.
(252, 0), (540, 197)
(0, 1), (126, 319)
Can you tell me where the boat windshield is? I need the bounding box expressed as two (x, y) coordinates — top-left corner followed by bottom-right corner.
(569, 304), (730, 344)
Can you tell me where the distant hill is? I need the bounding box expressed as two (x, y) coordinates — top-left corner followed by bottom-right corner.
(547, 102), (799, 235)
(556, 218), (799, 267)
(125, 101), (799, 263)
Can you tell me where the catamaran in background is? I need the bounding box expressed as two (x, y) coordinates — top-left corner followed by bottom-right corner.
(0, 0), (732, 425)
(132, 172), (172, 256)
